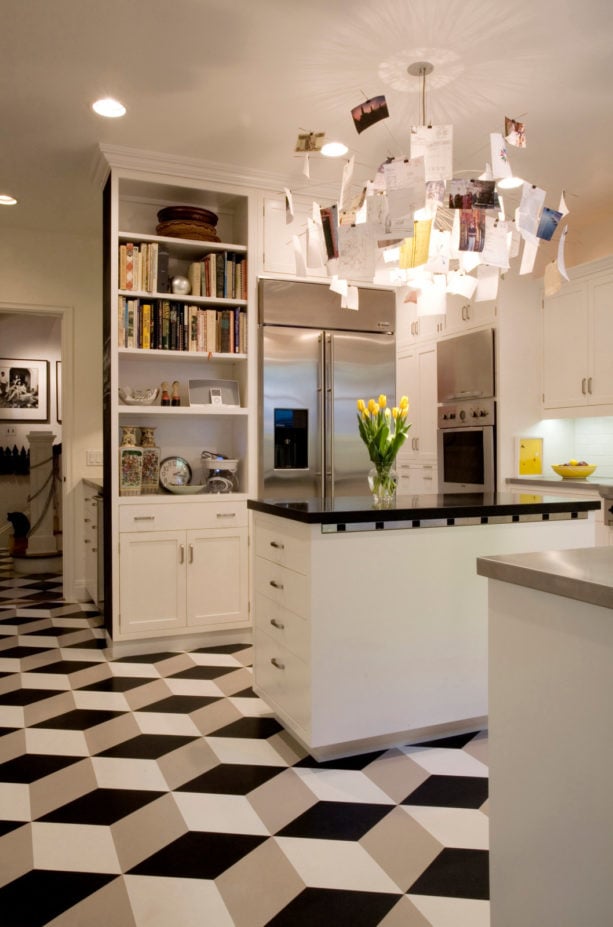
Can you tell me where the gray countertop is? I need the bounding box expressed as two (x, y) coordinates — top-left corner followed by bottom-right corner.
(507, 476), (613, 495)
(476, 546), (613, 610)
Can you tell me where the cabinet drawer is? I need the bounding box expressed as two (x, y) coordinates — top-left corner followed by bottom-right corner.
(254, 556), (309, 619)
(119, 499), (247, 532)
(254, 592), (309, 661)
(254, 628), (310, 732)
(253, 517), (309, 574)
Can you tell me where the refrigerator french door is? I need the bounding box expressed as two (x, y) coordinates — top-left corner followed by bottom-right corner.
(260, 324), (395, 500)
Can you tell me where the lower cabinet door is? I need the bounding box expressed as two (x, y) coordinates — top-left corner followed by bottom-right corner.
(186, 526), (248, 627)
(119, 531), (186, 635)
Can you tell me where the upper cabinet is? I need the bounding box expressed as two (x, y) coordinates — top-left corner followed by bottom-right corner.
(543, 258), (613, 413)
(261, 195), (328, 278)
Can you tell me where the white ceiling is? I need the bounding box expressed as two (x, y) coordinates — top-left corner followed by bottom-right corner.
(2, 0), (613, 242)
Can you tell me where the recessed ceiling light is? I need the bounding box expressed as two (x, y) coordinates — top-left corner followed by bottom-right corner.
(0, 194), (17, 205)
(92, 97), (126, 118)
(497, 175), (524, 190)
(321, 141), (349, 158)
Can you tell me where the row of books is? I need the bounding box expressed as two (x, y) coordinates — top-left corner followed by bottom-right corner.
(187, 252), (247, 300)
(118, 242), (169, 294)
(118, 298), (247, 354)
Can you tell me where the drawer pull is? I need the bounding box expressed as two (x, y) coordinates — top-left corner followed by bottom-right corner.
(270, 540), (285, 550)
(271, 657), (285, 670)
(179, 545), (185, 564)
(269, 580), (284, 590)
(216, 512), (236, 518)
(270, 618), (285, 630)
(134, 516), (155, 522)
(188, 544), (194, 564)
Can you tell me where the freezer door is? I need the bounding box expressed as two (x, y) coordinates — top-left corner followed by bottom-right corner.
(327, 331), (396, 497)
(260, 325), (323, 499)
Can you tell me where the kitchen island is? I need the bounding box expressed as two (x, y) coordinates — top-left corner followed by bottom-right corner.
(248, 492), (600, 759)
(476, 545), (613, 927)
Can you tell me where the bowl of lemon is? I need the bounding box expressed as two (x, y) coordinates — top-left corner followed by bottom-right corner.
(551, 460), (597, 480)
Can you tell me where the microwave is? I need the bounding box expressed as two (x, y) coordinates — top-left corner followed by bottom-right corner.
(437, 398), (496, 494)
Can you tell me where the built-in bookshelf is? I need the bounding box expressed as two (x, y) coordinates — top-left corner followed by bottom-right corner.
(102, 161), (255, 642)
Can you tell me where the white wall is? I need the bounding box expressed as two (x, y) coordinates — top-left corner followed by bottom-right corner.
(0, 223), (102, 580)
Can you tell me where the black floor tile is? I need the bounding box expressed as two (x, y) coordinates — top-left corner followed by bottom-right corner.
(413, 731), (483, 749)
(169, 664), (235, 680)
(77, 677), (145, 693)
(209, 716), (283, 738)
(192, 643), (251, 654)
(139, 694), (220, 713)
(0, 869), (116, 926)
(27, 659), (100, 675)
(97, 733), (198, 759)
(295, 749), (386, 770)
(32, 708), (125, 730)
(231, 686), (258, 697)
(0, 646), (55, 658)
(177, 763), (285, 795)
(0, 688), (65, 706)
(403, 774), (488, 808)
(276, 801), (392, 841)
(408, 847), (490, 899)
(0, 753), (80, 783)
(267, 887), (401, 926)
(128, 831), (267, 879)
(38, 787), (165, 824)
(112, 651), (179, 664)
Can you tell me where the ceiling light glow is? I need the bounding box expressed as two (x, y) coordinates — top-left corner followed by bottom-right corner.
(92, 97), (126, 118)
(0, 194), (17, 205)
(497, 175), (524, 190)
(321, 141), (348, 158)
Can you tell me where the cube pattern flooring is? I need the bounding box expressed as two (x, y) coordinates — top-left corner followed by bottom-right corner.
(0, 552), (490, 926)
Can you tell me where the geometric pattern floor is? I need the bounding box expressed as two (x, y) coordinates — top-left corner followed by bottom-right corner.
(0, 552), (490, 926)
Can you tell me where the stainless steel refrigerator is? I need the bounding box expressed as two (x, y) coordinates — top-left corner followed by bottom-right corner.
(258, 278), (396, 500)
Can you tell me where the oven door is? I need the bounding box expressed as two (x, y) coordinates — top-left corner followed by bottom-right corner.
(437, 425), (495, 493)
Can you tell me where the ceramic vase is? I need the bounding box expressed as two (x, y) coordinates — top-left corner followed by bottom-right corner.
(119, 428), (143, 496)
(139, 426), (160, 494)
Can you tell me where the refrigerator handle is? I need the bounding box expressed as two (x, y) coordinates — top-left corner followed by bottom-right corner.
(325, 332), (334, 496)
(318, 334), (326, 502)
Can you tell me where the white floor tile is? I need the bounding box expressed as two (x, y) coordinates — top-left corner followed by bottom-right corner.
(403, 806), (489, 849)
(205, 736), (289, 767)
(173, 792), (270, 835)
(125, 875), (235, 927)
(91, 756), (170, 791)
(32, 821), (121, 873)
(292, 766), (396, 804)
(401, 746), (489, 778)
(275, 836), (402, 893)
(407, 894), (490, 927)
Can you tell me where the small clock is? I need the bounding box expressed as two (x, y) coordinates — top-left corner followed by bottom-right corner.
(159, 456), (192, 491)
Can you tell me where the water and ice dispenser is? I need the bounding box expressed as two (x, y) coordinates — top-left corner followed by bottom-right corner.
(274, 408), (308, 469)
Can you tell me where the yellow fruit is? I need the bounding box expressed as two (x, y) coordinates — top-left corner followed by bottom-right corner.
(569, 459), (578, 466)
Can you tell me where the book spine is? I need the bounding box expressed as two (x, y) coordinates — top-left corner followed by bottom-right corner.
(119, 244), (127, 290)
(216, 252), (226, 298)
(239, 310), (247, 354)
(142, 303), (151, 350)
(219, 309), (231, 353)
(126, 299), (136, 348)
(233, 307), (240, 353)
(157, 248), (170, 294)
(118, 296), (126, 347)
(150, 243), (158, 294)
(206, 308), (217, 353)
(162, 301), (170, 350)
(125, 243), (135, 290)
(188, 262), (201, 297)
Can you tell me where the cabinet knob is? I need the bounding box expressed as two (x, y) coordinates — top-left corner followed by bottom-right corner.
(216, 512), (236, 519)
(270, 541), (285, 550)
(270, 618), (285, 630)
(134, 516), (155, 522)
(270, 657), (285, 670)
(269, 579), (284, 590)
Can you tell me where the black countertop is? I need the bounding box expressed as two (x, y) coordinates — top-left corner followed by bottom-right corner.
(248, 492), (601, 526)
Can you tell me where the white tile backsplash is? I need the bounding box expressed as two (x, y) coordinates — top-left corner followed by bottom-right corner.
(539, 417), (613, 478)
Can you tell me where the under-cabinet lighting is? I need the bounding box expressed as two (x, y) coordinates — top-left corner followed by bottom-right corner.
(0, 194), (17, 205)
(92, 97), (126, 118)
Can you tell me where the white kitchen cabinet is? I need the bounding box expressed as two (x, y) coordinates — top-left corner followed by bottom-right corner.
(543, 259), (613, 412)
(444, 294), (496, 334)
(81, 483), (101, 604)
(396, 300), (445, 347)
(261, 194), (327, 277)
(396, 342), (438, 460)
(118, 499), (248, 638)
(396, 457), (437, 494)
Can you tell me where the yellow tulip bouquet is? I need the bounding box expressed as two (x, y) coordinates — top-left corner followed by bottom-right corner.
(356, 394), (411, 505)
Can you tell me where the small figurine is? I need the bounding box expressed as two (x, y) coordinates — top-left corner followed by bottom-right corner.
(171, 381), (181, 407)
(160, 381), (170, 407)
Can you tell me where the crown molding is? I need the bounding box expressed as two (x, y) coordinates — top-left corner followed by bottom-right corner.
(94, 143), (291, 194)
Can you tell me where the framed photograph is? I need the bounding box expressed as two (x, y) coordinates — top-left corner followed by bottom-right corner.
(0, 359), (50, 423)
(56, 360), (62, 423)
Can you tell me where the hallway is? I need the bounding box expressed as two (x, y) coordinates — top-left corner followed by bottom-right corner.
(0, 554), (489, 926)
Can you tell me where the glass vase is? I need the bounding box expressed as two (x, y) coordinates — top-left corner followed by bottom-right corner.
(368, 464), (398, 509)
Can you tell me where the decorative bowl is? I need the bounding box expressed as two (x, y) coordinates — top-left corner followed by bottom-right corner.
(551, 464), (597, 480)
(166, 484), (207, 494)
(118, 387), (159, 405)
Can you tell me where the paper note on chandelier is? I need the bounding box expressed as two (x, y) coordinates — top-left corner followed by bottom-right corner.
(517, 184), (546, 237)
(410, 125), (453, 181)
(384, 157), (425, 219)
(480, 216), (510, 269)
(337, 223), (376, 281)
(399, 220), (432, 269)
